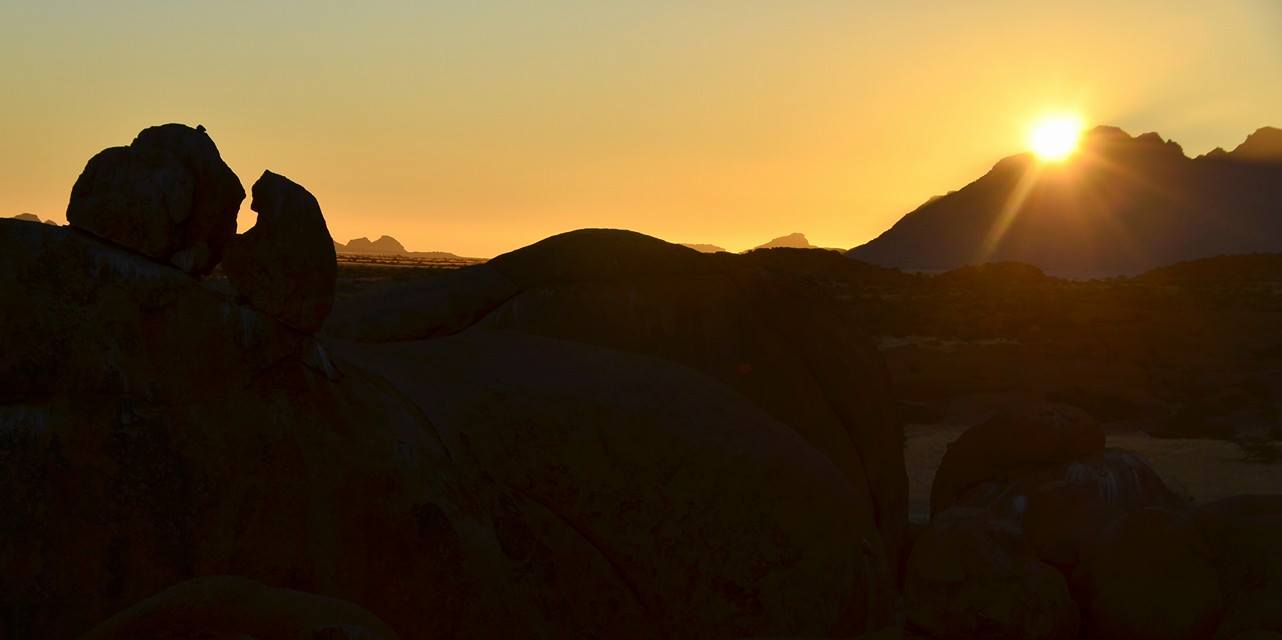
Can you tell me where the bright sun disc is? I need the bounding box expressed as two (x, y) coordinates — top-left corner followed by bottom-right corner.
(1029, 115), (1084, 161)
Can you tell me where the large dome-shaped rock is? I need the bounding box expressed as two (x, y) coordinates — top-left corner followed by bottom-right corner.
(904, 509), (1079, 640)
(1071, 508), (1224, 640)
(327, 229), (908, 567)
(334, 331), (897, 637)
(222, 171), (337, 332)
(930, 403), (1104, 516)
(66, 123), (244, 275)
(82, 576), (399, 639)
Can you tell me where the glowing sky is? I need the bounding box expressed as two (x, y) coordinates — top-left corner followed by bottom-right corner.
(2, 1), (1280, 256)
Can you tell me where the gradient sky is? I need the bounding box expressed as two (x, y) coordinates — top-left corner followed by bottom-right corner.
(3, 1), (1281, 257)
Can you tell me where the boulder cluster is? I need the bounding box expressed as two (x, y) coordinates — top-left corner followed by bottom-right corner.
(906, 404), (1282, 640)
(64, 123), (336, 330)
(1, 204), (903, 635)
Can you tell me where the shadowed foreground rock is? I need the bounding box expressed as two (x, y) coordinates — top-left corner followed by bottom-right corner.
(66, 123), (245, 276)
(82, 576), (399, 640)
(0, 220), (897, 638)
(223, 170), (338, 332)
(907, 404), (1281, 640)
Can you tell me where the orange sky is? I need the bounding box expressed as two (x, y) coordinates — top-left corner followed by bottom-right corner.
(2, 1), (1281, 257)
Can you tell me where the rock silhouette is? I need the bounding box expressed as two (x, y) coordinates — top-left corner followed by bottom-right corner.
(849, 125), (1282, 275)
(1, 217), (901, 636)
(334, 234), (472, 260)
(756, 231), (814, 249)
(338, 234), (405, 254)
(66, 123), (245, 276)
(223, 171), (338, 333)
(10, 212), (56, 225)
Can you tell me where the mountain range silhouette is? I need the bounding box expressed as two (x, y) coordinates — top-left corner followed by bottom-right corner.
(849, 126), (1282, 275)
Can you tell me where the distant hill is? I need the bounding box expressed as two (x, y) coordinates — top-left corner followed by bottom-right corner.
(681, 243), (728, 253)
(10, 213), (58, 225)
(848, 126), (1282, 275)
(755, 233), (814, 250)
(334, 234), (474, 260)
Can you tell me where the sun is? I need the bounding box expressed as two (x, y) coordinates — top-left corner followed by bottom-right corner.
(1028, 115), (1085, 161)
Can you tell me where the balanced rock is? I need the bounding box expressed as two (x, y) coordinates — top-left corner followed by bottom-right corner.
(223, 171), (337, 333)
(66, 123), (244, 275)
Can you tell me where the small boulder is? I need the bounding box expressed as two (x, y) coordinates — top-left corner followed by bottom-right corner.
(222, 170), (337, 333)
(931, 404), (1104, 516)
(66, 123), (244, 276)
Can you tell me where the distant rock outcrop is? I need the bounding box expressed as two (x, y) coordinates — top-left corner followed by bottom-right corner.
(756, 232), (814, 250)
(10, 212), (57, 225)
(340, 234), (406, 254)
(849, 125), (1282, 275)
(66, 123), (245, 276)
(222, 171), (337, 333)
(335, 234), (474, 260)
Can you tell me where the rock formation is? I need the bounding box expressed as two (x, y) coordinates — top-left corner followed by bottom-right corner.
(66, 123), (244, 276)
(10, 212), (57, 225)
(2, 213), (900, 636)
(222, 171), (337, 332)
(333, 234), (473, 261)
(339, 234), (406, 254)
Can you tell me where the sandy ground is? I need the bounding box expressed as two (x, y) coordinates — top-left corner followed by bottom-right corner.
(904, 424), (1282, 522)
